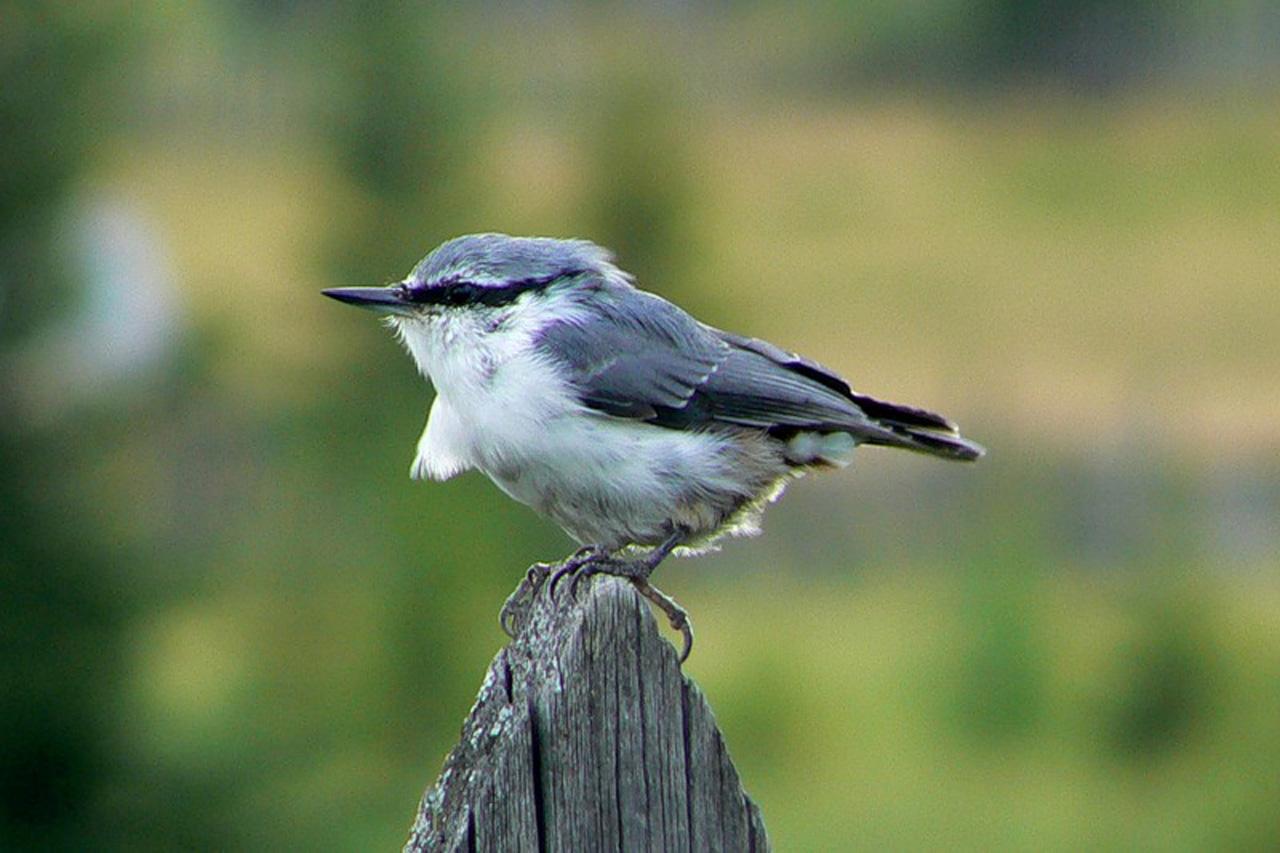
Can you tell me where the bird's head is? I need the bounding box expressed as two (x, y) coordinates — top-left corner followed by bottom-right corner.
(323, 233), (622, 334)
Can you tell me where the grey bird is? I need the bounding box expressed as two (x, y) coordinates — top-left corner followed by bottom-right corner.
(324, 234), (984, 661)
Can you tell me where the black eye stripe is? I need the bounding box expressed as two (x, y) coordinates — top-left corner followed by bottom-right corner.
(406, 269), (586, 308)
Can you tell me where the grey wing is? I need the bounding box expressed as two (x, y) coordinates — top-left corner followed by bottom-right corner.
(665, 331), (880, 432)
(714, 331), (958, 432)
(697, 331), (982, 460)
(533, 289), (870, 432)
(536, 290), (982, 461)
(532, 289), (731, 420)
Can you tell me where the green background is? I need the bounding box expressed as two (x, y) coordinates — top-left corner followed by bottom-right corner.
(4, 3), (1279, 849)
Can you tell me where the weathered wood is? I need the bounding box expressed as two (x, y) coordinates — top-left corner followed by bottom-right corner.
(405, 575), (769, 852)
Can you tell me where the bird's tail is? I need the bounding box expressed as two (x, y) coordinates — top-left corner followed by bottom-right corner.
(849, 393), (985, 462)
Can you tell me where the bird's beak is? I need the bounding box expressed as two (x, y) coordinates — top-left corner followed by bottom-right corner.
(322, 287), (416, 317)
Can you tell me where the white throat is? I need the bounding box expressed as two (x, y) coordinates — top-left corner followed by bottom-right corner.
(393, 298), (587, 484)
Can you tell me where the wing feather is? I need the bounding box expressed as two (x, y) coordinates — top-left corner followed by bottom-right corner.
(533, 289), (729, 418)
(534, 287), (982, 460)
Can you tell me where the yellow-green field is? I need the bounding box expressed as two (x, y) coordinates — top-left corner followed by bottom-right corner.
(72, 93), (1279, 849)
(7, 6), (1279, 848)
(107, 94), (1280, 452)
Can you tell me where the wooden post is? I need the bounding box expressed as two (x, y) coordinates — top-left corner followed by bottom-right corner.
(405, 575), (770, 852)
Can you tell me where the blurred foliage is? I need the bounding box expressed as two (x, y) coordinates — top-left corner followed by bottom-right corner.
(2, 1), (1279, 850)
(0, 5), (152, 849)
(583, 73), (696, 302)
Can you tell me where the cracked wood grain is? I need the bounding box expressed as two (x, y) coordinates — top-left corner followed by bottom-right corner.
(405, 575), (769, 852)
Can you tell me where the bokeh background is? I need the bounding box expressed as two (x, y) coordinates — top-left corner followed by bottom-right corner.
(4, 2), (1280, 849)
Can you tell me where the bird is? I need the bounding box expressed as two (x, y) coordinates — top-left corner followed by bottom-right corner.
(323, 233), (984, 661)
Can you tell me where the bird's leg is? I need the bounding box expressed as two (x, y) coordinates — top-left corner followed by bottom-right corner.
(498, 561), (553, 638)
(631, 578), (694, 664)
(567, 530), (680, 596)
(567, 529), (695, 663)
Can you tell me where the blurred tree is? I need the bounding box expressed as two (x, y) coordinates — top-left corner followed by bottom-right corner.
(314, 1), (480, 285)
(821, 0), (1206, 92)
(0, 4), (152, 848)
(1104, 596), (1215, 760)
(582, 74), (697, 304)
(972, 0), (1165, 89)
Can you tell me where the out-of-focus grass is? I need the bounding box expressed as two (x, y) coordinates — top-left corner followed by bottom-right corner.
(690, 95), (1280, 452)
(680, 566), (1280, 851)
(72, 89), (1280, 849)
(106, 92), (1280, 449)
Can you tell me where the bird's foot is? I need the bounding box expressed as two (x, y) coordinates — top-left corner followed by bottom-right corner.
(563, 551), (695, 664)
(524, 533), (694, 663)
(568, 543), (606, 562)
(546, 545), (607, 598)
(633, 578), (694, 664)
(499, 561), (553, 638)
(501, 547), (603, 636)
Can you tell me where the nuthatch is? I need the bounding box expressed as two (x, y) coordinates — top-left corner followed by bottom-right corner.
(325, 234), (983, 661)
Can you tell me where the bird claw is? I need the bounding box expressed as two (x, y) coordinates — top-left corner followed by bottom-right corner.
(547, 563), (575, 599)
(506, 537), (694, 664)
(559, 554), (696, 664)
(570, 544), (606, 562)
(547, 546), (606, 598)
(499, 562), (552, 637)
(568, 556), (628, 600)
(631, 577), (695, 663)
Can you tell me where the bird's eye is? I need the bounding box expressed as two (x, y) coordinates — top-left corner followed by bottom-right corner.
(444, 282), (479, 306)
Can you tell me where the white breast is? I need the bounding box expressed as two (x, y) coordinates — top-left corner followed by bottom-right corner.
(401, 310), (580, 485)
(396, 306), (790, 550)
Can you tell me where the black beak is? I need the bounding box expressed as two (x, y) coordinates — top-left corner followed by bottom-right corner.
(322, 287), (416, 316)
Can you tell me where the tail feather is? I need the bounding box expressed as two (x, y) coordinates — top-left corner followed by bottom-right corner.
(850, 392), (957, 433)
(851, 393), (985, 462)
(880, 426), (985, 461)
